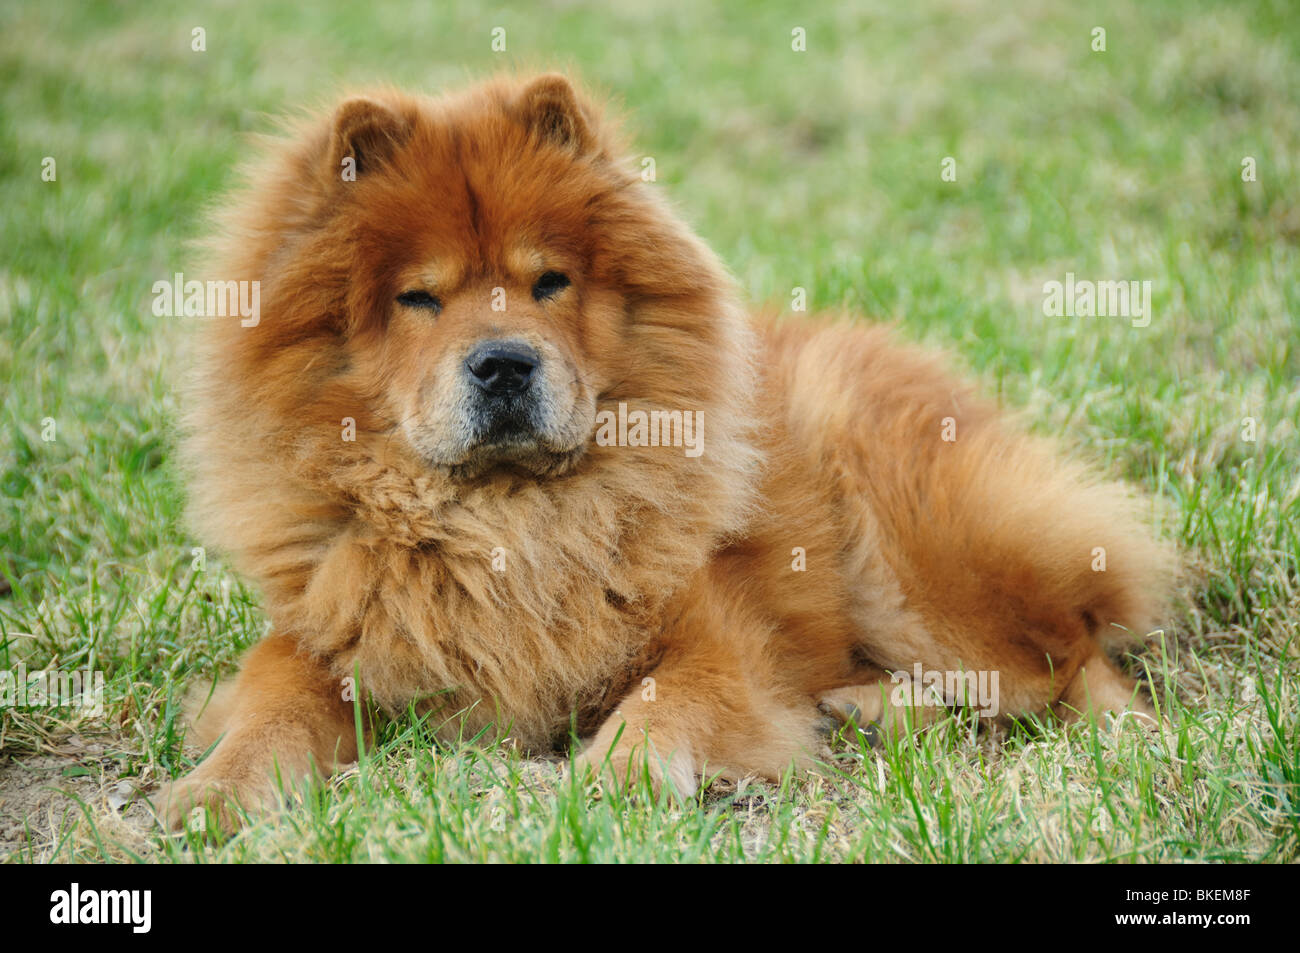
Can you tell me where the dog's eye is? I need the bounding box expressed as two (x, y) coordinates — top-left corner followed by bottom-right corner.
(532, 271), (570, 301)
(396, 290), (442, 314)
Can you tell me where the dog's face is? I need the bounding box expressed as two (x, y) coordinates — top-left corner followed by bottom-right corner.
(381, 243), (605, 479)
(321, 76), (652, 479)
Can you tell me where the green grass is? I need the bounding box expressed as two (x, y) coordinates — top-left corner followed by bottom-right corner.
(1, 0), (1297, 862)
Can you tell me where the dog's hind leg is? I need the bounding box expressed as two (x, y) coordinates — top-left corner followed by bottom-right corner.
(1056, 650), (1158, 724)
(818, 676), (945, 741)
(774, 323), (1176, 732)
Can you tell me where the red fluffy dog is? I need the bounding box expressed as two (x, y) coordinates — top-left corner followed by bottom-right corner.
(159, 74), (1176, 825)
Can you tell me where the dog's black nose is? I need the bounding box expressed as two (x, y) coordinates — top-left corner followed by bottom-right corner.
(465, 342), (540, 396)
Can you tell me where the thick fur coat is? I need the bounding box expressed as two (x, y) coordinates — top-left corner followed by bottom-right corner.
(161, 74), (1176, 824)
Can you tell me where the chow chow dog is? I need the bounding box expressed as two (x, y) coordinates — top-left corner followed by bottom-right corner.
(158, 73), (1176, 825)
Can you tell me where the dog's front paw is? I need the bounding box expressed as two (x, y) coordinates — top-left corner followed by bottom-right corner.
(151, 764), (279, 833)
(574, 717), (698, 800)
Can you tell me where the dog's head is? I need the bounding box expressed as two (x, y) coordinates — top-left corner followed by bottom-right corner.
(337, 76), (619, 477)
(219, 74), (744, 481)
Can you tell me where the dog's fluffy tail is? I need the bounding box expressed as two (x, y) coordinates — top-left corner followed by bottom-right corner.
(948, 427), (1178, 652)
(772, 318), (1178, 688)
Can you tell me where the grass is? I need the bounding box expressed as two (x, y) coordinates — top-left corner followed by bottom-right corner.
(1, 0), (1297, 862)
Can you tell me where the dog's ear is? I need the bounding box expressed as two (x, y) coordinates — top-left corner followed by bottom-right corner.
(329, 96), (412, 177)
(515, 74), (595, 154)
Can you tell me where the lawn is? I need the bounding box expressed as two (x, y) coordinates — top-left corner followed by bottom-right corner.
(0, 0), (1296, 862)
